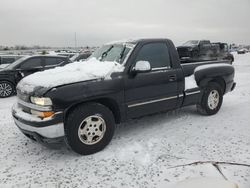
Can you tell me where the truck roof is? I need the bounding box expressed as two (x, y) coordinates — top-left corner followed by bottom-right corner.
(107, 38), (171, 45)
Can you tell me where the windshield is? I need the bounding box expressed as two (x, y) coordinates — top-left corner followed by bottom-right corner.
(5, 56), (30, 70)
(183, 40), (199, 46)
(89, 44), (134, 64)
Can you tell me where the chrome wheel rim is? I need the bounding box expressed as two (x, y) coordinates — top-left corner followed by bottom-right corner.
(0, 82), (12, 97)
(208, 90), (220, 110)
(78, 115), (106, 145)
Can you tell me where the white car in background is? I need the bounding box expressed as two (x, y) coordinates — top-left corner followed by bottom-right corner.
(237, 48), (249, 54)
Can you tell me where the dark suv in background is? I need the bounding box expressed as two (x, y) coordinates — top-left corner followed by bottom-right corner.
(70, 52), (92, 62)
(0, 55), (71, 98)
(177, 40), (234, 63)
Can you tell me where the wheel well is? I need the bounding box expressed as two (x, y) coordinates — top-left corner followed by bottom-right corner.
(209, 77), (226, 94)
(95, 98), (121, 124)
(65, 98), (121, 124)
(0, 79), (15, 86)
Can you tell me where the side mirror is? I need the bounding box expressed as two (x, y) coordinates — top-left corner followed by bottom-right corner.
(132, 61), (151, 73)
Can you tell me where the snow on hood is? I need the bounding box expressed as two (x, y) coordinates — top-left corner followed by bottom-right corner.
(17, 58), (124, 94)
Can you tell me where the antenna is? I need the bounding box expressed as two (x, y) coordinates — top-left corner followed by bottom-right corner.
(74, 32), (77, 50)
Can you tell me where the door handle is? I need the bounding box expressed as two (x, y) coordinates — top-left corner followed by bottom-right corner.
(169, 75), (177, 81)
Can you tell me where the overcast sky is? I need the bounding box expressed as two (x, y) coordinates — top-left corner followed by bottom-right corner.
(0, 0), (249, 47)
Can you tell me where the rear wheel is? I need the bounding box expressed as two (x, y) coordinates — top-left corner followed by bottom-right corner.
(65, 103), (115, 155)
(197, 82), (223, 115)
(0, 81), (15, 98)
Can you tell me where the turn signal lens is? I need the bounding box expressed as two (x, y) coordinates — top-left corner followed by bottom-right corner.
(42, 111), (55, 118)
(31, 110), (54, 118)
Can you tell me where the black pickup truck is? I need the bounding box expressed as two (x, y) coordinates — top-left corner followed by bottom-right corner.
(177, 40), (234, 63)
(12, 39), (236, 155)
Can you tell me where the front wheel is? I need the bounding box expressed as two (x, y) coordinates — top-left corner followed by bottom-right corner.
(0, 81), (15, 98)
(65, 103), (115, 155)
(197, 82), (223, 115)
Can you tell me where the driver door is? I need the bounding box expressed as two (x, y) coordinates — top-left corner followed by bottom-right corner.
(124, 42), (178, 118)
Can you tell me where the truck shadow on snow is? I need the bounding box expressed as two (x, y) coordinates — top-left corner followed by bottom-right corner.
(20, 105), (200, 155)
(115, 105), (200, 136)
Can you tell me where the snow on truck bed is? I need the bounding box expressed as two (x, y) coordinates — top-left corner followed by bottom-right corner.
(17, 58), (124, 93)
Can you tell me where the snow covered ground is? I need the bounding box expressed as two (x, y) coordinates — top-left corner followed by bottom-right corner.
(0, 53), (250, 188)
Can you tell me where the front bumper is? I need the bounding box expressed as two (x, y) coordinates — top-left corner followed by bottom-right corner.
(12, 103), (65, 139)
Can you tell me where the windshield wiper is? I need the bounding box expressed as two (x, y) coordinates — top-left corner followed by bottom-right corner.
(100, 45), (114, 61)
(118, 45), (126, 63)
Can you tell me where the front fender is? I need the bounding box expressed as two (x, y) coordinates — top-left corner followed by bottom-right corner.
(45, 78), (124, 111)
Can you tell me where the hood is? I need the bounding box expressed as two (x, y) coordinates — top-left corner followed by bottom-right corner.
(17, 58), (124, 95)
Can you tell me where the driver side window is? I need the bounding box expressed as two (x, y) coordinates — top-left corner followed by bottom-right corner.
(19, 58), (42, 69)
(135, 42), (171, 69)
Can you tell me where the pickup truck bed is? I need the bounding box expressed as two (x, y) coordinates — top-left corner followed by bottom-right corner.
(181, 59), (231, 77)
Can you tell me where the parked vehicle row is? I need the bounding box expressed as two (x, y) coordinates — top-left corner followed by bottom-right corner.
(12, 38), (236, 155)
(0, 55), (71, 98)
(177, 40), (234, 63)
(237, 48), (249, 54)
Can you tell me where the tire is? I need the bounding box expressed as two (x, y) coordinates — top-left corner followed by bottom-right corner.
(197, 82), (223, 115)
(65, 102), (115, 155)
(0, 81), (15, 98)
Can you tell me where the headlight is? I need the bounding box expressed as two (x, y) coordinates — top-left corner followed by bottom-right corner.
(30, 97), (52, 106)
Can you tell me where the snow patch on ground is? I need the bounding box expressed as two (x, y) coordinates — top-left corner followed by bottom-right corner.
(175, 177), (238, 188)
(17, 58), (124, 93)
(0, 53), (250, 187)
